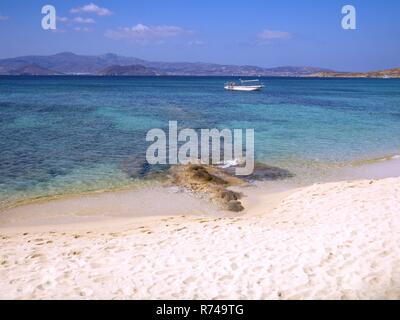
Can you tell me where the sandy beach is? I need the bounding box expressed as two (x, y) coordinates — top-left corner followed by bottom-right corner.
(1, 166), (399, 299)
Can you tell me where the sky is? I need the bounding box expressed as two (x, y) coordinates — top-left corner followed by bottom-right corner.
(0, 0), (399, 71)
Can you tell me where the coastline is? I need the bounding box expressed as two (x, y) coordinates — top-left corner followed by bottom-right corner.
(1, 156), (400, 228)
(0, 157), (399, 299)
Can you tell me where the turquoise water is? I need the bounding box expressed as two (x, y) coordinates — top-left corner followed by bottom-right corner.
(1, 76), (400, 207)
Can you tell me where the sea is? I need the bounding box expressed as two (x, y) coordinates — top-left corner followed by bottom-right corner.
(1, 76), (400, 208)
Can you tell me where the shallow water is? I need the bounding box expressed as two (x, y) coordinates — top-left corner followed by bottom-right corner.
(1, 76), (400, 208)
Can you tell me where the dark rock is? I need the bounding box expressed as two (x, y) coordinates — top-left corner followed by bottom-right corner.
(250, 164), (294, 181)
(169, 164), (246, 212)
(191, 168), (213, 182)
(227, 200), (244, 212)
(188, 164), (227, 185)
(223, 163), (294, 181)
(218, 190), (241, 202)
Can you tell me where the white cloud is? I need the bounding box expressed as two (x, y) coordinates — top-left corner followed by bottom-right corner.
(258, 29), (292, 41)
(57, 16), (95, 30)
(73, 17), (95, 24)
(71, 3), (113, 16)
(105, 24), (192, 42)
(0, 15), (9, 21)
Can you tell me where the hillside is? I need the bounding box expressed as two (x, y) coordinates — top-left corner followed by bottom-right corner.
(1, 52), (398, 77)
(0, 52), (332, 76)
(310, 68), (400, 78)
(7, 64), (63, 76)
(97, 65), (160, 76)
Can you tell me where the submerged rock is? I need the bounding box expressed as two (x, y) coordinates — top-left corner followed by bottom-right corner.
(222, 162), (294, 181)
(248, 163), (294, 181)
(121, 154), (151, 178)
(121, 154), (169, 179)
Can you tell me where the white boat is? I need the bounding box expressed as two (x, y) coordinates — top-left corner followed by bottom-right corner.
(224, 79), (264, 91)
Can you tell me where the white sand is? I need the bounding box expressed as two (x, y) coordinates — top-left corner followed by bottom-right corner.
(1, 177), (399, 299)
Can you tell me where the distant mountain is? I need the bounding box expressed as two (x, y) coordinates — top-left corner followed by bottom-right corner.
(0, 66), (10, 74)
(310, 68), (400, 78)
(2, 53), (397, 77)
(7, 64), (63, 76)
(264, 66), (334, 76)
(0, 52), (146, 74)
(135, 62), (333, 76)
(0, 52), (334, 76)
(97, 65), (160, 76)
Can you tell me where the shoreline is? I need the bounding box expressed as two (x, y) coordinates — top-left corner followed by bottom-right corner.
(1, 156), (400, 231)
(1, 151), (399, 215)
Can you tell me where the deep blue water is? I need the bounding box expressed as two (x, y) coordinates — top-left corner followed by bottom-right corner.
(1, 76), (400, 207)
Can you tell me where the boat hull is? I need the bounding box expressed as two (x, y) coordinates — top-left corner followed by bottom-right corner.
(224, 85), (263, 91)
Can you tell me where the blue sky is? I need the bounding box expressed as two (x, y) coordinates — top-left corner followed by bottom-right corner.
(0, 0), (399, 71)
